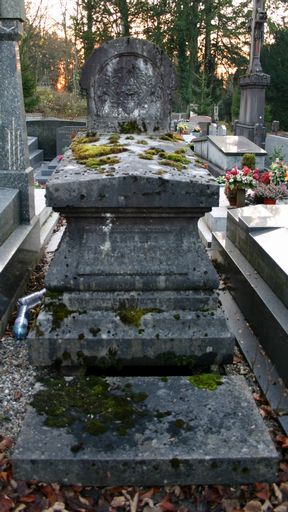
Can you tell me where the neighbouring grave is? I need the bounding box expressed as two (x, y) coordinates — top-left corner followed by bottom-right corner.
(234, 0), (270, 147)
(13, 37), (278, 486)
(194, 135), (267, 176)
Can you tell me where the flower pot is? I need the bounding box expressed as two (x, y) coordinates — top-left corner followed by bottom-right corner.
(263, 198), (276, 205)
(225, 186), (246, 207)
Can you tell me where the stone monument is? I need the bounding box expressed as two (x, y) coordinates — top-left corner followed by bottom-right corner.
(80, 37), (176, 133)
(234, 0), (270, 148)
(13, 38), (278, 486)
(0, 0), (35, 221)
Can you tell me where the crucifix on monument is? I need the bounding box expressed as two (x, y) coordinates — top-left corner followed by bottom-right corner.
(234, 0), (270, 148)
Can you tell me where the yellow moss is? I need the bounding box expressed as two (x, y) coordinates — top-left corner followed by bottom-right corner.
(139, 153), (154, 160)
(77, 135), (100, 144)
(72, 143), (127, 161)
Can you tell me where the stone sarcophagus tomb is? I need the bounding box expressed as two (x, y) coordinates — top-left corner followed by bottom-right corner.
(13, 38), (278, 486)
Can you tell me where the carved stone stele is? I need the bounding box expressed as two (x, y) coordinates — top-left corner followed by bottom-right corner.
(80, 38), (177, 133)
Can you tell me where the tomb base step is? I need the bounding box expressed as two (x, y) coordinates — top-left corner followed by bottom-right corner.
(12, 375), (279, 486)
(28, 308), (234, 367)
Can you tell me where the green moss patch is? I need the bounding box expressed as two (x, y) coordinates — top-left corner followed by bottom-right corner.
(160, 132), (184, 142)
(118, 308), (162, 328)
(159, 159), (184, 171)
(47, 302), (72, 331)
(72, 142), (127, 161)
(139, 153), (154, 160)
(119, 121), (143, 134)
(82, 156), (120, 168)
(108, 133), (120, 144)
(187, 373), (222, 391)
(31, 376), (148, 436)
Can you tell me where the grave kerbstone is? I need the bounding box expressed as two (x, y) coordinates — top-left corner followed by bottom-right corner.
(80, 38), (176, 133)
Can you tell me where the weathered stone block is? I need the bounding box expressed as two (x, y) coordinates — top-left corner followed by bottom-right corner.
(12, 376), (279, 486)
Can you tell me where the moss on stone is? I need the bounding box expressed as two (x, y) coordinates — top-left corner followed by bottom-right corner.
(160, 133), (184, 142)
(78, 333), (85, 341)
(108, 133), (120, 144)
(173, 314), (180, 320)
(62, 351), (71, 361)
(77, 134), (100, 144)
(72, 142), (127, 161)
(125, 135), (135, 140)
(119, 121), (143, 134)
(139, 153), (154, 160)
(118, 308), (162, 328)
(159, 151), (190, 165)
(170, 457), (181, 469)
(83, 156), (121, 168)
(48, 302), (72, 331)
(174, 419), (186, 429)
(160, 376), (168, 383)
(157, 352), (197, 369)
(159, 159), (184, 171)
(187, 373), (222, 391)
(46, 291), (62, 300)
(70, 443), (84, 453)
(90, 327), (101, 337)
(31, 376), (148, 436)
(138, 139), (148, 145)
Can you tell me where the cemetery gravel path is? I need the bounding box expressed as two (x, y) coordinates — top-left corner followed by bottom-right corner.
(1, 251), (288, 511)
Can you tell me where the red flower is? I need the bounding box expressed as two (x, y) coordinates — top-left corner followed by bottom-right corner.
(242, 166), (251, 175)
(260, 171), (271, 184)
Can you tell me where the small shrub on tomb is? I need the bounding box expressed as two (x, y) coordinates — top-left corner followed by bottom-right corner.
(241, 153), (256, 170)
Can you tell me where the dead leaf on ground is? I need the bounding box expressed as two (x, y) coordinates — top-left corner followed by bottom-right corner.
(273, 483), (283, 503)
(0, 495), (15, 512)
(243, 499), (262, 512)
(274, 503), (288, 512)
(110, 496), (126, 508)
(222, 498), (241, 511)
(0, 437), (12, 451)
(276, 435), (288, 449)
(254, 483), (270, 501)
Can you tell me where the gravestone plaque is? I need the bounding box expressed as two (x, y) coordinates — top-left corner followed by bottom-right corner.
(80, 38), (176, 133)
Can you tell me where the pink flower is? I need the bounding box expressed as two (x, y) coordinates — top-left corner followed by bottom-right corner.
(57, 154), (63, 162)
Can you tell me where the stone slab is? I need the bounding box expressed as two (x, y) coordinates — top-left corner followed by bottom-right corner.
(212, 231), (288, 385)
(46, 135), (219, 210)
(226, 206), (288, 308)
(29, 302), (234, 367)
(12, 375), (279, 486)
(208, 136), (266, 155)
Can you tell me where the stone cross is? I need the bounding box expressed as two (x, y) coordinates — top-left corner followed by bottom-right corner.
(248, 0), (267, 73)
